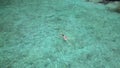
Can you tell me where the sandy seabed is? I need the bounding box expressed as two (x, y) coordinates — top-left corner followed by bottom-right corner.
(0, 0), (120, 68)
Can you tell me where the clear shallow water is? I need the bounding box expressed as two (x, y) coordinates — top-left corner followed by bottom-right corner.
(0, 0), (120, 68)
